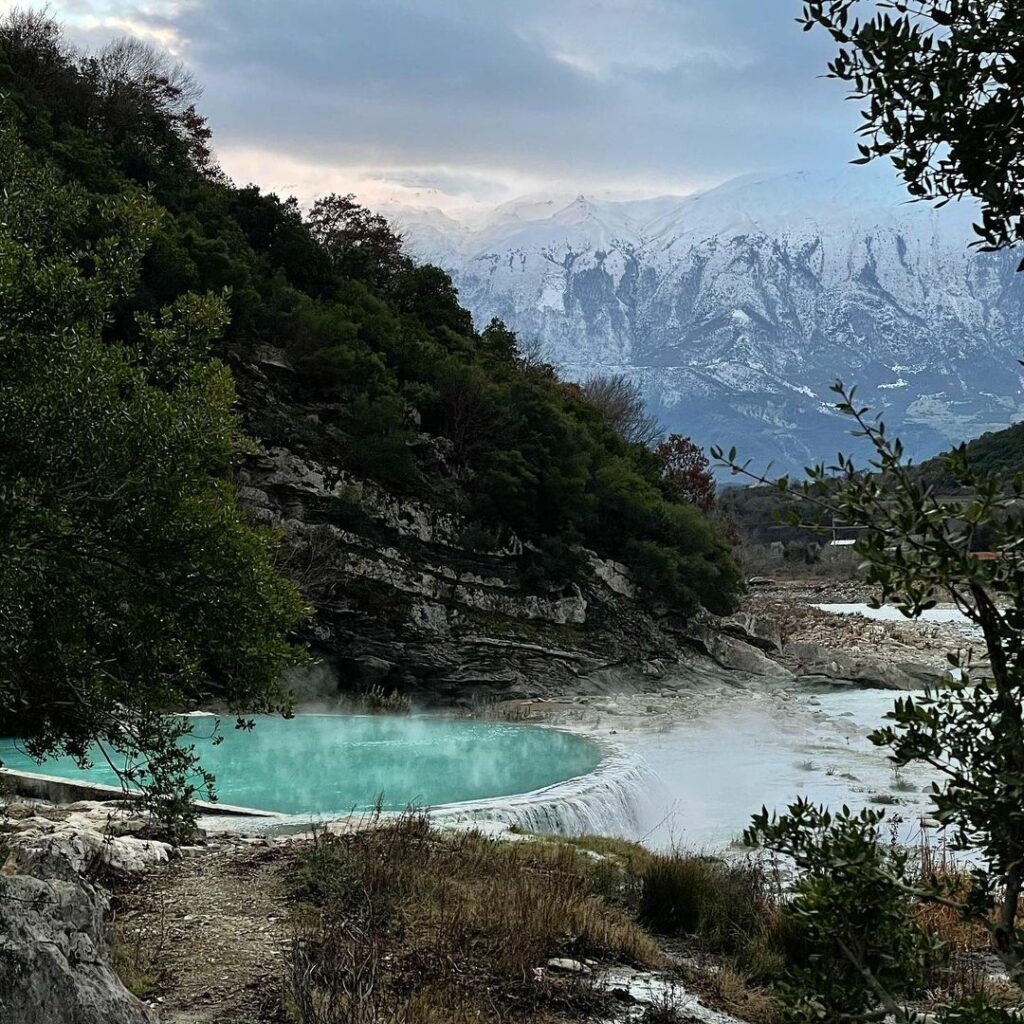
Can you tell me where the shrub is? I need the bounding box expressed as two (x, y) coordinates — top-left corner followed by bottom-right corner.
(639, 853), (779, 956)
(745, 801), (939, 1022)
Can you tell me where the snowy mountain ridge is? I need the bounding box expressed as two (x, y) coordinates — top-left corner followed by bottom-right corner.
(382, 168), (1024, 473)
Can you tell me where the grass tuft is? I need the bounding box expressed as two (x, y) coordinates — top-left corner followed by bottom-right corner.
(638, 852), (780, 956)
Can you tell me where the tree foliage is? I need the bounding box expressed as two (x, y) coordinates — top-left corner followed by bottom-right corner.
(801, 0), (1024, 264)
(916, 420), (1024, 492)
(0, 71), (307, 836)
(655, 435), (716, 512)
(746, 801), (937, 1022)
(307, 193), (411, 297)
(716, 5), (1024, 1015)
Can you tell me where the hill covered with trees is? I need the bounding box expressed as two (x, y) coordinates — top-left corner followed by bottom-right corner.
(0, 13), (742, 729)
(914, 420), (1024, 490)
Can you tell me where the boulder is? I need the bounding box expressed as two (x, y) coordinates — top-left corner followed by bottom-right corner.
(709, 634), (794, 681)
(6, 829), (171, 878)
(687, 624), (794, 681)
(0, 836), (156, 1024)
(589, 556), (636, 598)
(719, 611), (783, 653)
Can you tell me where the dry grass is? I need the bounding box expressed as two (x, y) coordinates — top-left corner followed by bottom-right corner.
(907, 839), (1024, 1009)
(286, 822), (816, 1024)
(469, 694), (540, 723)
(914, 879), (991, 959)
(911, 840), (993, 958)
(286, 815), (662, 1024)
(703, 965), (779, 1024)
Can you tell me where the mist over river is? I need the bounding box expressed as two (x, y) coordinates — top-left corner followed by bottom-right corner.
(603, 687), (937, 851)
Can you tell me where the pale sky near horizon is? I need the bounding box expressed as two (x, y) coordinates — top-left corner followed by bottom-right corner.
(4, 1), (862, 211)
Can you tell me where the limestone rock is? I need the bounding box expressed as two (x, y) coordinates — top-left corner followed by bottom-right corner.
(546, 957), (591, 974)
(7, 827), (172, 879)
(708, 634), (794, 681)
(338, 654), (396, 689)
(409, 600), (451, 635)
(686, 623), (793, 681)
(783, 641), (934, 690)
(226, 355), (751, 698)
(0, 836), (156, 1024)
(719, 611), (783, 653)
(589, 556), (636, 598)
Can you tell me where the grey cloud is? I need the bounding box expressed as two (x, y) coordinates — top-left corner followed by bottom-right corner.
(178, 1), (595, 107)
(53, 0), (865, 194)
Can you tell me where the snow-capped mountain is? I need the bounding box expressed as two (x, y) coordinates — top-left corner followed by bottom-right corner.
(383, 168), (1024, 474)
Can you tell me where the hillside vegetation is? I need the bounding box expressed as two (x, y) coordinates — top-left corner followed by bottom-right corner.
(723, 416), (1024, 566)
(0, 13), (740, 622)
(915, 421), (1024, 491)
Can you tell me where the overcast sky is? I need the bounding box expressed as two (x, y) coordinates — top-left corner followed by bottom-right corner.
(8, 0), (862, 211)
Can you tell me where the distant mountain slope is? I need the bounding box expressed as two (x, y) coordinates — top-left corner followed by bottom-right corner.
(916, 421), (1024, 490)
(386, 168), (1024, 475)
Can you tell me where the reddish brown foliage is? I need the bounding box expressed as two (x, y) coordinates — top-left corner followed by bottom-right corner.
(307, 193), (409, 290)
(656, 434), (716, 511)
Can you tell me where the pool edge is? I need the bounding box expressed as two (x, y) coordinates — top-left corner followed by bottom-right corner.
(0, 768), (280, 819)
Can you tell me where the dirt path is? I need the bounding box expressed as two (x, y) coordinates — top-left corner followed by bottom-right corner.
(116, 838), (296, 1024)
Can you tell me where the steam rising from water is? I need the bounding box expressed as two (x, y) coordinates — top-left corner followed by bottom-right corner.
(618, 689), (937, 850)
(436, 688), (939, 851)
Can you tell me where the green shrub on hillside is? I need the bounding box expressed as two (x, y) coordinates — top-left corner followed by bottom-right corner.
(0, 102), (307, 837)
(0, 12), (741, 619)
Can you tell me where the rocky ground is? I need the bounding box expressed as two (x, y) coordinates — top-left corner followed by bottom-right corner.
(1, 800), (746, 1024)
(748, 586), (983, 675)
(0, 803), (302, 1024)
(1, 800), (172, 1024)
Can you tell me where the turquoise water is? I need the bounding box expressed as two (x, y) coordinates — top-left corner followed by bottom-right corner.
(0, 714), (602, 815)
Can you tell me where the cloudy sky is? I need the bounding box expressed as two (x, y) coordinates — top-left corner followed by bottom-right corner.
(8, 0), (862, 211)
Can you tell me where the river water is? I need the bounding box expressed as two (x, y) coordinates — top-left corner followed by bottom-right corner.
(617, 687), (935, 851)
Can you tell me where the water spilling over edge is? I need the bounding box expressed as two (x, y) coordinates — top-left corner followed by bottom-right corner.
(429, 746), (663, 839)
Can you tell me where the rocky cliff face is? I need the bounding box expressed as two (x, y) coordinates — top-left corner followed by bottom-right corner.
(231, 348), (693, 700)
(231, 346), (939, 700)
(386, 168), (1024, 474)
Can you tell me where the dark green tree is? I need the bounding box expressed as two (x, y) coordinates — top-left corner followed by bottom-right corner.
(802, 1), (1024, 263)
(0, 112), (308, 837)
